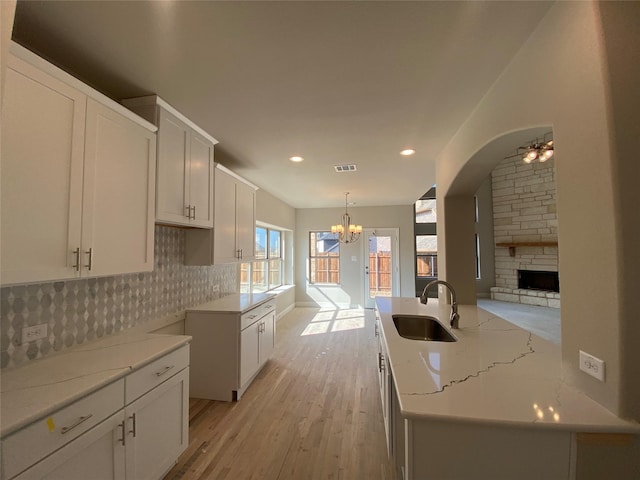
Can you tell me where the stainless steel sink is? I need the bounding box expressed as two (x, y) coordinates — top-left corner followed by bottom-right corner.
(392, 315), (457, 342)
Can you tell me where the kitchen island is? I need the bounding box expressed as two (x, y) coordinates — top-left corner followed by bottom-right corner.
(375, 296), (640, 480)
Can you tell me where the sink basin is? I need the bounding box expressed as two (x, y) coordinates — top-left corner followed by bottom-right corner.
(392, 315), (457, 342)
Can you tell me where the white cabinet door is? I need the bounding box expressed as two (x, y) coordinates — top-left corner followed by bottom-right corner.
(1, 55), (86, 284)
(124, 368), (189, 480)
(260, 311), (276, 363)
(213, 168), (240, 263)
(240, 322), (260, 388)
(82, 99), (156, 277)
(13, 412), (126, 480)
(188, 131), (215, 228)
(235, 180), (256, 262)
(156, 108), (190, 225)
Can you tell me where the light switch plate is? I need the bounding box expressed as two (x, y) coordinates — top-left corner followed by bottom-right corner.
(22, 324), (48, 344)
(579, 350), (605, 381)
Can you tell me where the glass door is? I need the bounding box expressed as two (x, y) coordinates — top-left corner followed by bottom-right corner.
(363, 228), (399, 308)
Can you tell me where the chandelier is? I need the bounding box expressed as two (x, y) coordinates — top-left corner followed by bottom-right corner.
(331, 192), (362, 243)
(505, 133), (554, 164)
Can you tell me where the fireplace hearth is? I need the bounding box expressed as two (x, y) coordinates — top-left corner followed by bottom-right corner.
(518, 270), (559, 293)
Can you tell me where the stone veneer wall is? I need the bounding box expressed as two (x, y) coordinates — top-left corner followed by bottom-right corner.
(0, 226), (238, 369)
(490, 154), (560, 308)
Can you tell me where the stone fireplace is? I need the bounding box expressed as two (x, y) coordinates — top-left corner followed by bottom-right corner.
(489, 153), (560, 308)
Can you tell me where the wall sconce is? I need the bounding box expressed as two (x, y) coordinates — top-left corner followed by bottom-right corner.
(331, 192), (362, 244)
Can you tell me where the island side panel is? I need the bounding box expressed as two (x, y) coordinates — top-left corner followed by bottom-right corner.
(407, 419), (574, 480)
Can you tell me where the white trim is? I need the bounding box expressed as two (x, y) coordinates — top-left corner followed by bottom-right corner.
(276, 304), (295, 321)
(215, 163), (259, 190)
(10, 42), (157, 133)
(121, 95), (218, 145)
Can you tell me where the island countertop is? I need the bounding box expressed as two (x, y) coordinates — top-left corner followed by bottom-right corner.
(375, 296), (640, 433)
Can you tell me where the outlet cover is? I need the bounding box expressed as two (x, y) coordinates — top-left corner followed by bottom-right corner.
(579, 350), (605, 381)
(22, 324), (48, 344)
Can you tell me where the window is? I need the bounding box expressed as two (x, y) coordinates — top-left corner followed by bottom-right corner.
(241, 226), (284, 293)
(416, 234), (438, 277)
(309, 231), (340, 284)
(415, 198), (437, 223)
(414, 186), (437, 296)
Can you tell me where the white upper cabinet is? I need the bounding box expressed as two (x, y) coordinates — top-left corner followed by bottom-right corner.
(122, 96), (216, 228)
(184, 164), (257, 265)
(82, 99), (156, 278)
(0, 43), (157, 286)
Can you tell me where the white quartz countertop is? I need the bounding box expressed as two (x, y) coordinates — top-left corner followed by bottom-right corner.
(376, 296), (640, 433)
(0, 331), (191, 437)
(186, 292), (276, 314)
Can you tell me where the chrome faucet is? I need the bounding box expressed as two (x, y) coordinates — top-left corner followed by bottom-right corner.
(419, 280), (460, 329)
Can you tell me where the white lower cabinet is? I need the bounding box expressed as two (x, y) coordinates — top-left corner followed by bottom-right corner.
(124, 367), (189, 480)
(1, 345), (189, 480)
(186, 301), (276, 401)
(13, 411), (126, 480)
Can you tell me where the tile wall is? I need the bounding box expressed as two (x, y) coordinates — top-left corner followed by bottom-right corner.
(0, 226), (237, 369)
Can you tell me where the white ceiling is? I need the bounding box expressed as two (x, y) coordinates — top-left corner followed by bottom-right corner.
(12, 1), (553, 208)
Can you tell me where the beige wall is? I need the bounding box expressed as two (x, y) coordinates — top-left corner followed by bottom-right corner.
(435, 1), (639, 419)
(255, 188), (295, 230)
(295, 205), (414, 308)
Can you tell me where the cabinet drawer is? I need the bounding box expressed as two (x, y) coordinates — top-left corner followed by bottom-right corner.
(240, 301), (276, 331)
(2, 379), (124, 480)
(125, 344), (189, 405)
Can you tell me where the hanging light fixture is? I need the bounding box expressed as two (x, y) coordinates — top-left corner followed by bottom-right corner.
(505, 133), (554, 164)
(331, 192), (362, 244)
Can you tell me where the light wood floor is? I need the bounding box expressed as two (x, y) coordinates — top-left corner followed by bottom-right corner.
(164, 307), (396, 480)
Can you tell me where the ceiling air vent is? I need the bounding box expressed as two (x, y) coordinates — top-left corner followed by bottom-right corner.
(334, 164), (357, 173)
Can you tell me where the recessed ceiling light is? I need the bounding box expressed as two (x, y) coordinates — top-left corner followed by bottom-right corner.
(400, 149), (416, 156)
(289, 156), (304, 162)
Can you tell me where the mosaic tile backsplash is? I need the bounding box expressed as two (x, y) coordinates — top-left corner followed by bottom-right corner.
(0, 226), (237, 369)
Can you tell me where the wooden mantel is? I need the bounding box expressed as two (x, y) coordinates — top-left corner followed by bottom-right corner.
(496, 241), (559, 257)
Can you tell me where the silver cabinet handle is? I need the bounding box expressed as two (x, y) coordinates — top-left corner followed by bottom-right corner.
(191, 205), (196, 219)
(61, 414), (93, 434)
(72, 247), (80, 272)
(118, 420), (126, 445)
(375, 323), (379, 337)
(84, 248), (93, 271)
(155, 365), (175, 377)
(185, 205), (192, 219)
(129, 413), (137, 438)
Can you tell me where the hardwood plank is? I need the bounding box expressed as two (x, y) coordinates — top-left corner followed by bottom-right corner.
(164, 307), (396, 480)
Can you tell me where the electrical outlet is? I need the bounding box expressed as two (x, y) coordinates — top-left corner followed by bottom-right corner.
(21, 324), (48, 344)
(579, 350), (605, 381)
